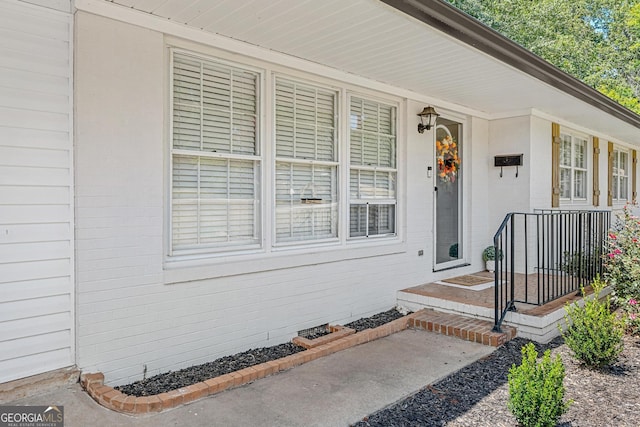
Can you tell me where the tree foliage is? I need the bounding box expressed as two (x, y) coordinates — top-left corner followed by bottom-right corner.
(446, 0), (640, 115)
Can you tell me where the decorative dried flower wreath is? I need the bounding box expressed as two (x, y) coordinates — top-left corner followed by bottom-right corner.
(436, 133), (460, 183)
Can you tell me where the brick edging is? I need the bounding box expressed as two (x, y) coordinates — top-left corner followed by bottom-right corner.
(292, 325), (356, 349)
(408, 309), (517, 347)
(81, 311), (422, 414)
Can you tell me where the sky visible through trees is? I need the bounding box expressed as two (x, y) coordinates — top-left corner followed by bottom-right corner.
(446, 0), (640, 114)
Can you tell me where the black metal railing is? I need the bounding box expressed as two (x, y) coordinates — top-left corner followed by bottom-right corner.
(493, 209), (611, 332)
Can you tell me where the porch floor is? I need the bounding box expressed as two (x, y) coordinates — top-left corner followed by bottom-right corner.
(398, 271), (594, 343)
(402, 271), (589, 316)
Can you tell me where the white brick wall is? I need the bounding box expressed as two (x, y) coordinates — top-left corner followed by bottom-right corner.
(74, 12), (492, 386)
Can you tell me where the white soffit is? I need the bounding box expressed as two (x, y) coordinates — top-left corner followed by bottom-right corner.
(96, 0), (640, 144)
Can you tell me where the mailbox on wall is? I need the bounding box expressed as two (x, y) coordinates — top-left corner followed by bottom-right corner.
(494, 154), (523, 177)
(494, 154), (523, 167)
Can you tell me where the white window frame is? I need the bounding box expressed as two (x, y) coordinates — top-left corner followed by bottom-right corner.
(165, 44), (404, 273)
(612, 146), (630, 203)
(347, 94), (398, 239)
(273, 76), (340, 246)
(168, 49), (264, 257)
(559, 130), (590, 204)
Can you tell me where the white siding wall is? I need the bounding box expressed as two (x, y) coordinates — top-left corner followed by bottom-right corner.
(75, 12), (491, 386)
(0, 0), (73, 383)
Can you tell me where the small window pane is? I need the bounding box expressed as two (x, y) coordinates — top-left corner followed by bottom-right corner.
(379, 136), (396, 168)
(350, 130), (363, 165)
(620, 176), (629, 200)
(560, 167), (571, 199)
(620, 152), (628, 176)
(350, 205), (367, 237)
(574, 170), (587, 199)
(201, 110), (231, 152)
(173, 53), (258, 156)
(275, 162), (337, 243)
(350, 97), (397, 168)
(369, 205), (395, 235)
(275, 79), (337, 162)
(349, 204), (395, 237)
(560, 135), (572, 166)
(173, 105), (202, 150)
(574, 138), (586, 169)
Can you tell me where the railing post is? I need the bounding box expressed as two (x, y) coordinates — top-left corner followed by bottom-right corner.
(510, 214), (515, 309)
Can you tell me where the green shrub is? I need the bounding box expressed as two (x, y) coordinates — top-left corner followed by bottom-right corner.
(560, 278), (624, 368)
(508, 342), (570, 427)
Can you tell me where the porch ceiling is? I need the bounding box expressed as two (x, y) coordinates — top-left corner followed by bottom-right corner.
(99, 0), (640, 144)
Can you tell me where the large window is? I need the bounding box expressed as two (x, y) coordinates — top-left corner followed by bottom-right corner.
(170, 51), (261, 254)
(349, 97), (397, 238)
(559, 132), (588, 201)
(169, 49), (400, 259)
(612, 147), (629, 202)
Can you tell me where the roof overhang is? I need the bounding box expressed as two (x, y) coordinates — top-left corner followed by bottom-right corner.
(78, 0), (640, 145)
(382, 0), (640, 131)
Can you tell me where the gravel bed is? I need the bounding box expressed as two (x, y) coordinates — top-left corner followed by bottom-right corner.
(115, 343), (304, 397)
(344, 307), (407, 332)
(354, 334), (640, 427)
(115, 307), (408, 397)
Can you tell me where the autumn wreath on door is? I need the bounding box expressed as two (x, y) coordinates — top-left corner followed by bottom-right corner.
(436, 132), (460, 183)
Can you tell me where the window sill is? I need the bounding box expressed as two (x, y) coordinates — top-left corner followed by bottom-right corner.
(163, 239), (406, 285)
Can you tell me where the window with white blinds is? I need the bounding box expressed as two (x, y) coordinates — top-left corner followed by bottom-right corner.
(612, 148), (629, 201)
(349, 97), (397, 238)
(171, 51), (261, 253)
(559, 132), (588, 201)
(274, 78), (338, 243)
(169, 49), (401, 258)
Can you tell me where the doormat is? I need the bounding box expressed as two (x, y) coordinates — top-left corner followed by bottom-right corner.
(441, 275), (493, 286)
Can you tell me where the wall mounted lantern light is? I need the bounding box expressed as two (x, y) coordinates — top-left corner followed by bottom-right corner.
(417, 106), (440, 133)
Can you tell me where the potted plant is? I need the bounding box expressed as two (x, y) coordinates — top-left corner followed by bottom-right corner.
(482, 245), (503, 272)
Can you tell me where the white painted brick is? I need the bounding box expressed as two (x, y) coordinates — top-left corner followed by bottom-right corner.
(73, 13), (500, 386)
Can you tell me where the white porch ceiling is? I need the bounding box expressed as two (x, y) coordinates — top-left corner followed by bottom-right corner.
(98, 0), (640, 144)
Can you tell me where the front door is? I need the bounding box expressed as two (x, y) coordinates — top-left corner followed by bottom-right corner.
(434, 118), (463, 270)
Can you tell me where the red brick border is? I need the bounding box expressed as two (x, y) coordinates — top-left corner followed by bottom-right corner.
(408, 309), (517, 347)
(292, 325), (356, 349)
(81, 309), (512, 414)
(80, 312), (420, 414)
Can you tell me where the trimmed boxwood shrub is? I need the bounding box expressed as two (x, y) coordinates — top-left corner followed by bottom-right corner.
(508, 343), (570, 427)
(560, 278), (623, 368)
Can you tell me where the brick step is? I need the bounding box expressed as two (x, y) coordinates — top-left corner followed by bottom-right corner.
(409, 309), (516, 347)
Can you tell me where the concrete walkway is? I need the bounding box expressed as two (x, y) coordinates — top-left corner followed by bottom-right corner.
(7, 330), (494, 427)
